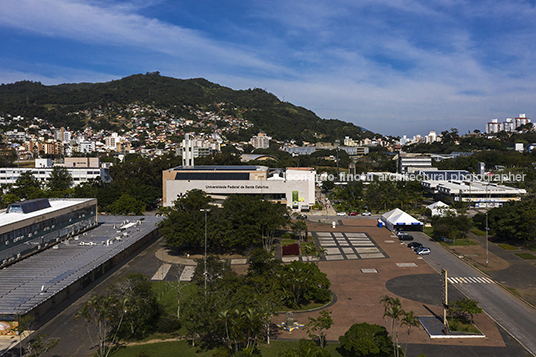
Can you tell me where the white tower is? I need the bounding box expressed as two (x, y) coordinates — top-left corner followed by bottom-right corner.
(182, 134), (195, 167)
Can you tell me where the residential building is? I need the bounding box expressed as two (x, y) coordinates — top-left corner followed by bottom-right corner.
(250, 132), (270, 149)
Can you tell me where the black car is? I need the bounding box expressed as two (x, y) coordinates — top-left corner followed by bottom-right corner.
(407, 242), (422, 250)
(397, 232), (414, 241)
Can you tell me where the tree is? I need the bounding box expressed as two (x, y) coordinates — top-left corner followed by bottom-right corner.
(158, 189), (213, 249)
(26, 334), (59, 357)
(9, 171), (44, 200)
(338, 323), (394, 357)
(108, 193), (145, 215)
(381, 297), (404, 357)
(108, 273), (161, 339)
(400, 311), (420, 357)
(191, 255), (234, 292)
(247, 248), (281, 277)
(47, 166), (72, 193)
(278, 261), (331, 308)
(75, 294), (129, 357)
(279, 339), (332, 357)
(305, 309), (333, 348)
(449, 298), (482, 324)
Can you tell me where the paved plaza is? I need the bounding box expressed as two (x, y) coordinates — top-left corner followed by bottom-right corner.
(314, 231), (388, 260)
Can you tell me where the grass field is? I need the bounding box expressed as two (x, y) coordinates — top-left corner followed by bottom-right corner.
(110, 340), (345, 357)
(439, 238), (478, 247)
(515, 252), (536, 260)
(498, 244), (519, 251)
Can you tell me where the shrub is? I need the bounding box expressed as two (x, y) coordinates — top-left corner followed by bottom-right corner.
(281, 233), (296, 239)
(155, 314), (181, 333)
(283, 243), (300, 256)
(313, 288), (332, 303)
(338, 323), (393, 357)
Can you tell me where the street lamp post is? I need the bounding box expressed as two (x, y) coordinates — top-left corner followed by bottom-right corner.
(485, 184), (489, 267)
(335, 140), (340, 178)
(486, 211), (489, 267)
(200, 209), (211, 292)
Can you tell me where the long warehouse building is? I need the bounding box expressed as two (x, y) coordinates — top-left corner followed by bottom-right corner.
(0, 198), (97, 267)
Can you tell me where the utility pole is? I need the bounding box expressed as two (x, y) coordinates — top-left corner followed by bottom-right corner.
(441, 269), (449, 334)
(200, 208), (211, 293)
(335, 140), (340, 178)
(485, 184), (489, 267)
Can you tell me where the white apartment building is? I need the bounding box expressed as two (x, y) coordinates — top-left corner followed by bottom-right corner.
(486, 119), (502, 134)
(250, 132), (270, 149)
(0, 158), (111, 187)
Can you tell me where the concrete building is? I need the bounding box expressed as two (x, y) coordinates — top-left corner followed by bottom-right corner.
(0, 213), (160, 325)
(397, 153), (432, 174)
(515, 113), (531, 128)
(163, 165), (316, 211)
(503, 118), (515, 132)
(0, 198), (97, 267)
(486, 118), (503, 134)
(250, 132), (270, 149)
(422, 180), (526, 207)
(54, 127), (71, 142)
(0, 158), (111, 187)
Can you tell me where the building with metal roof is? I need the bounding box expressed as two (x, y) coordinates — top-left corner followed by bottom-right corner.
(422, 180), (526, 207)
(0, 215), (161, 323)
(0, 198), (97, 267)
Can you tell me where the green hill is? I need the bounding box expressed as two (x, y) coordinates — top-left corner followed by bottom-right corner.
(0, 73), (373, 142)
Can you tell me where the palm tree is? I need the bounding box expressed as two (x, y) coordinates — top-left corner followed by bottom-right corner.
(380, 295), (404, 357)
(401, 311), (420, 357)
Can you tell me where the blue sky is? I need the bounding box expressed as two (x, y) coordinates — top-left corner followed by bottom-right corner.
(1, 0), (536, 136)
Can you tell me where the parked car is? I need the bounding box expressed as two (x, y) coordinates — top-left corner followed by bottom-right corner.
(416, 247), (431, 255)
(361, 211), (372, 216)
(397, 232), (414, 241)
(336, 212), (347, 216)
(348, 212), (359, 216)
(407, 242), (423, 250)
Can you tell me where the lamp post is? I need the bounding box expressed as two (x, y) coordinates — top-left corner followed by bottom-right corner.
(335, 140), (340, 178)
(485, 184), (489, 267)
(486, 211), (489, 267)
(200, 208), (211, 292)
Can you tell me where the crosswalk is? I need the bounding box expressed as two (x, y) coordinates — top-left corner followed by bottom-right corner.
(447, 276), (494, 284)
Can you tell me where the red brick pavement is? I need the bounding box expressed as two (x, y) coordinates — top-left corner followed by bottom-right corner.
(271, 219), (505, 347)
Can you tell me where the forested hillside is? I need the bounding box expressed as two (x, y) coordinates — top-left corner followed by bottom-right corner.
(0, 73), (373, 142)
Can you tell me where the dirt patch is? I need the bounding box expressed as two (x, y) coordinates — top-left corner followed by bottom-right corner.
(447, 245), (510, 273)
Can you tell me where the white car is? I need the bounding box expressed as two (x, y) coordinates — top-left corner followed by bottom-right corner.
(416, 247), (431, 255)
(361, 211), (371, 216)
(336, 212), (347, 216)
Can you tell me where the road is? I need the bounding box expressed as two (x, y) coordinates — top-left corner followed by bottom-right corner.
(412, 232), (536, 356)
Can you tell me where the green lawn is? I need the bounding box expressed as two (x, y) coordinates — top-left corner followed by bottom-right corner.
(498, 244), (518, 251)
(423, 227), (433, 236)
(515, 252), (536, 260)
(447, 318), (482, 334)
(439, 238), (478, 247)
(110, 340), (344, 357)
(281, 239), (299, 247)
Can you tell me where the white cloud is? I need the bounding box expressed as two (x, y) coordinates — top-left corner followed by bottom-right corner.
(0, 0), (285, 74)
(1, 0), (536, 136)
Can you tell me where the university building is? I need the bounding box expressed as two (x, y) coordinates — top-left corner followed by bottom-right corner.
(163, 165), (316, 211)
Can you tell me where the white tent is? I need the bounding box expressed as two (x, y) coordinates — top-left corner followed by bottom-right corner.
(426, 201), (456, 217)
(381, 208), (423, 232)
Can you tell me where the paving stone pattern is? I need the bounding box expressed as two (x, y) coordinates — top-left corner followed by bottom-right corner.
(314, 231), (388, 261)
